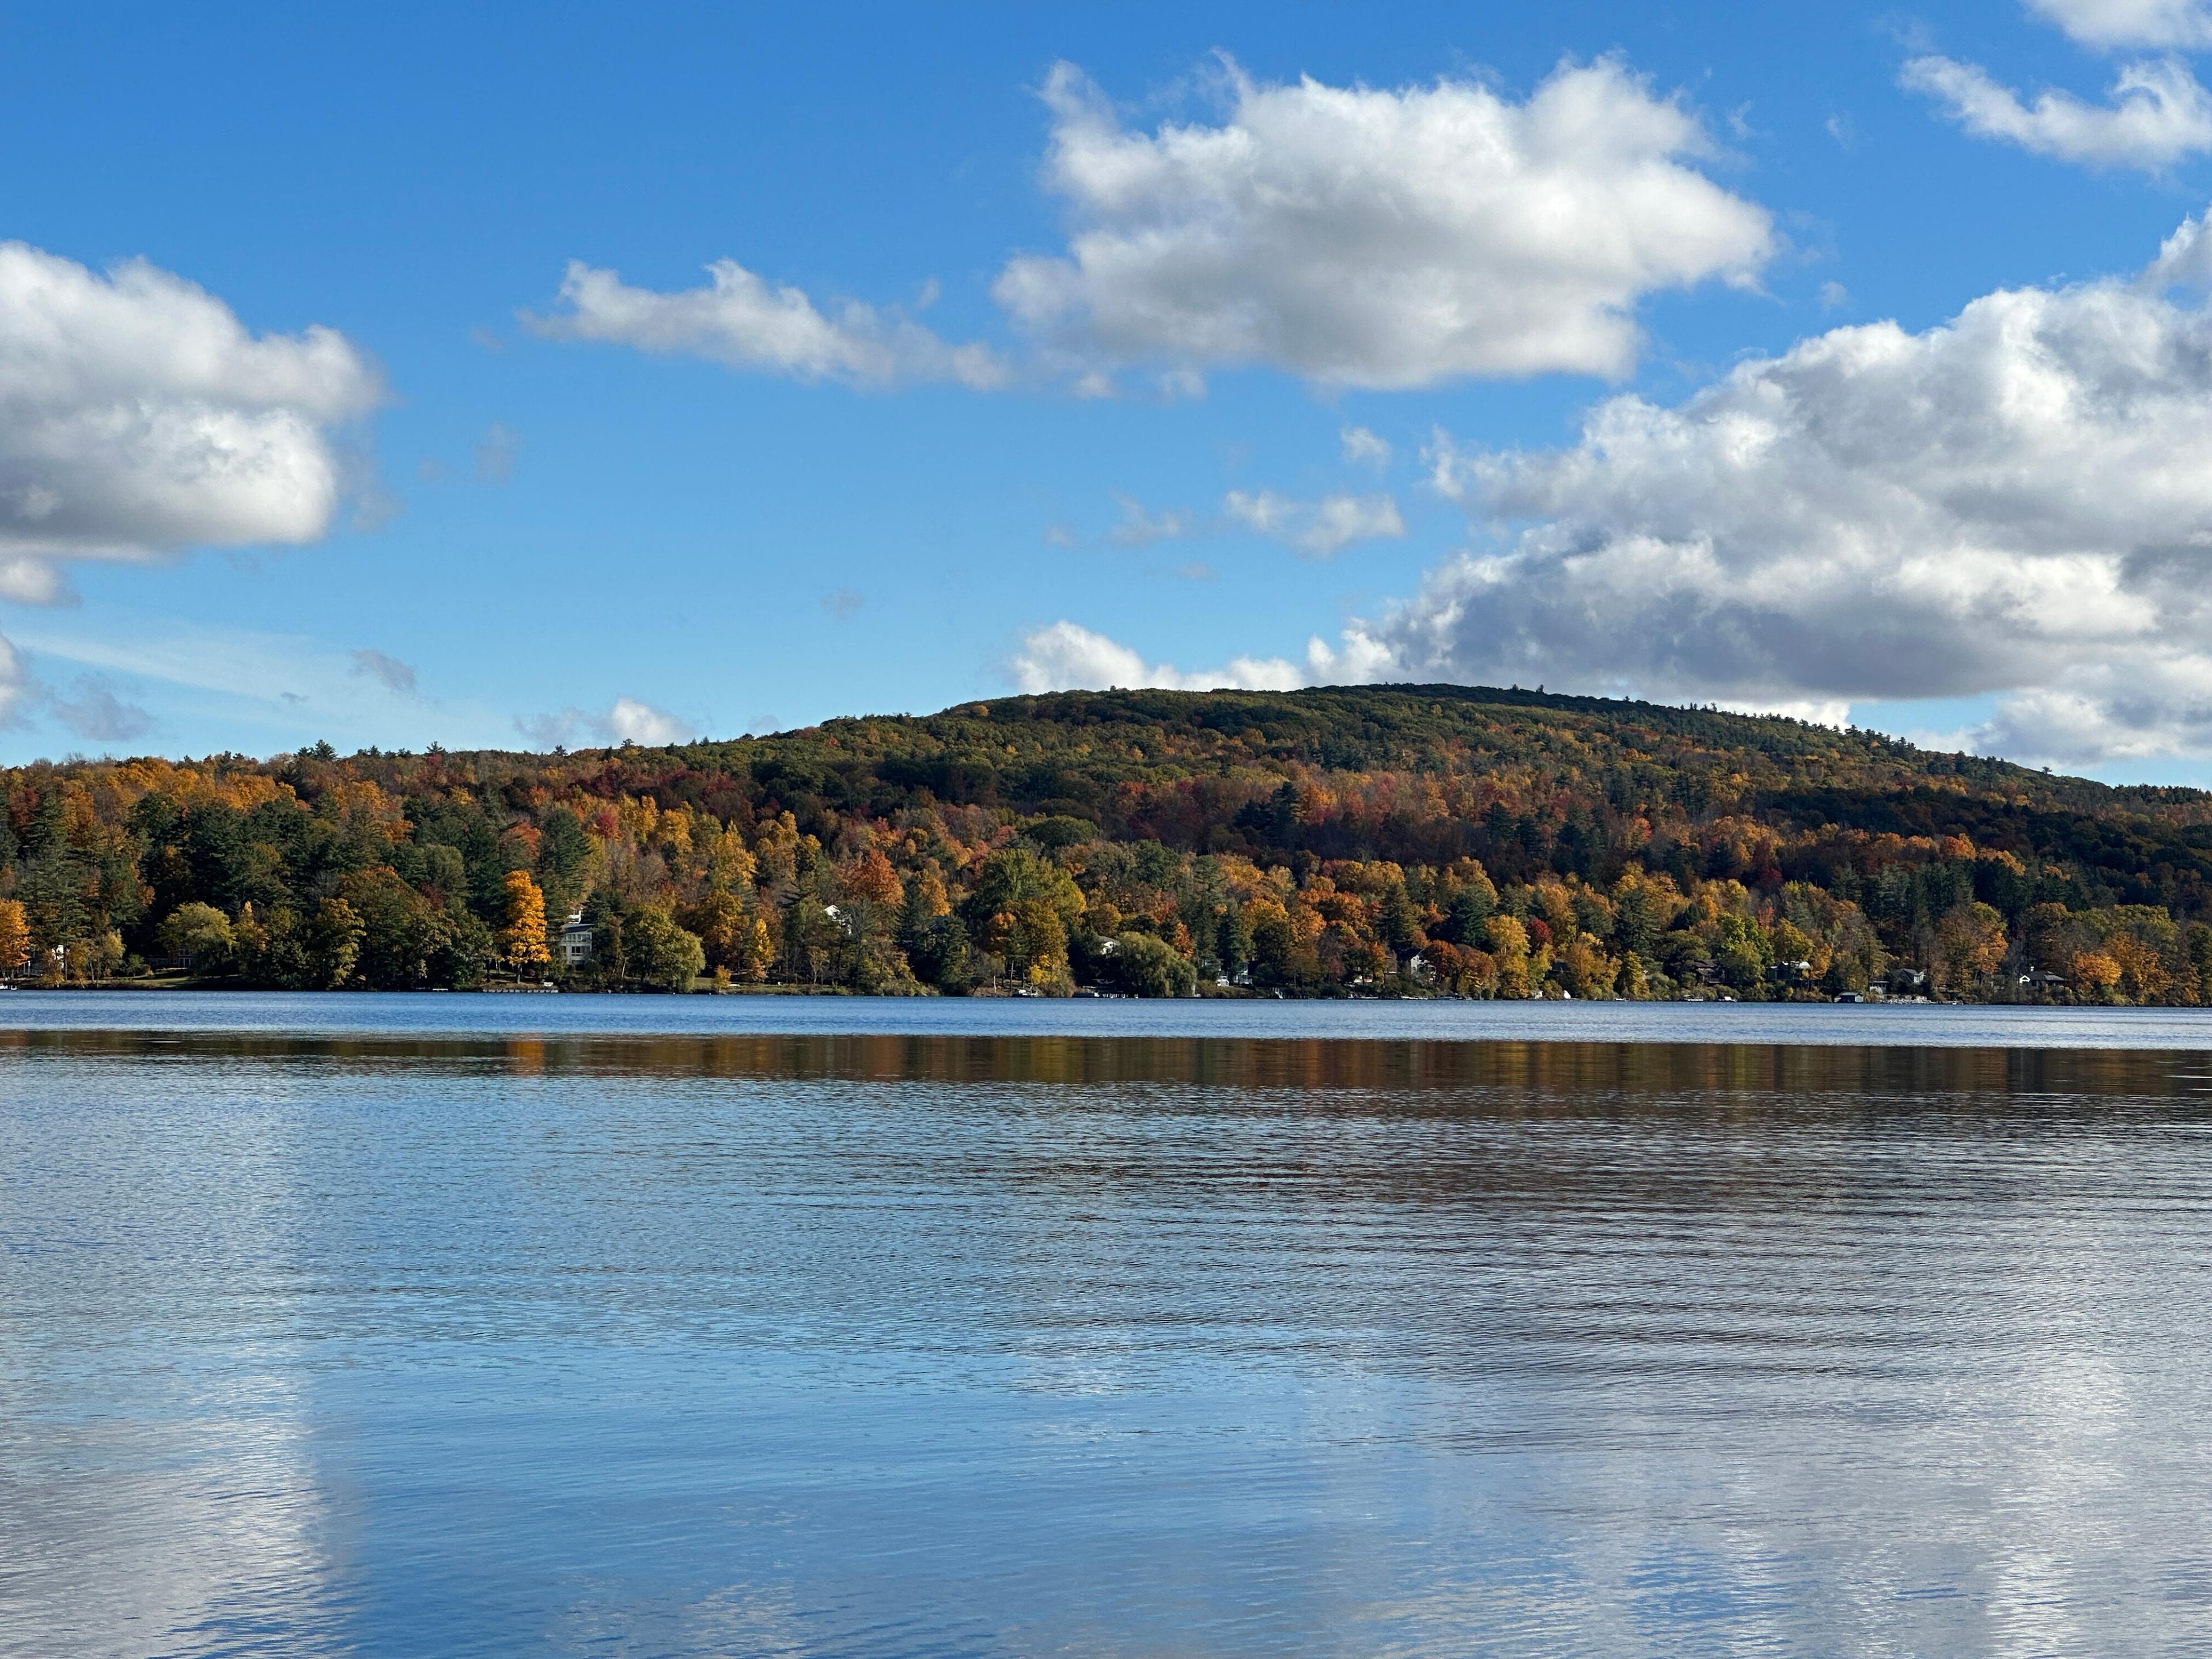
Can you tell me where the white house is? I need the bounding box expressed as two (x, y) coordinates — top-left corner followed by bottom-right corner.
(559, 911), (593, 967)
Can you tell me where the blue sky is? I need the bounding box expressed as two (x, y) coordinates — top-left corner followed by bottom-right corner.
(8, 1), (2212, 778)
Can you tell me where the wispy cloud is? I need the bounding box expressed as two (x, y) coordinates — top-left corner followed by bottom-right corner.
(349, 648), (419, 696)
(1106, 495), (1195, 547)
(2029, 0), (2212, 50)
(1903, 52), (2212, 169)
(1340, 426), (1392, 469)
(2, 612), (512, 757)
(1223, 490), (1406, 558)
(474, 421), (520, 484)
(525, 260), (1007, 389)
(44, 676), (153, 743)
(1075, 487), (1407, 558)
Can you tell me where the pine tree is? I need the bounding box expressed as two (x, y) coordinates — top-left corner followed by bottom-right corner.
(1378, 880), (1422, 954)
(1216, 905), (1253, 975)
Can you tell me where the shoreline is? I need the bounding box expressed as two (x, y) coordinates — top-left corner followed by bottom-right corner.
(6, 988), (2212, 1054)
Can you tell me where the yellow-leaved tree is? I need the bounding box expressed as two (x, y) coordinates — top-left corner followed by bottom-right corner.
(737, 916), (774, 983)
(690, 891), (750, 970)
(0, 899), (29, 978)
(498, 870), (550, 979)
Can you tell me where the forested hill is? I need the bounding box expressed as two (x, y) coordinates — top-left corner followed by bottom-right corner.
(715, 684), (2200, 826)
(6, 683), (2212, 1002)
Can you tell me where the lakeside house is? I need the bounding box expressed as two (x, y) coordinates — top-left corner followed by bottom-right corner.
(559, 911), (593, 968)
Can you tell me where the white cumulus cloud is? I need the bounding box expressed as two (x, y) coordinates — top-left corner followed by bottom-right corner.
(992, 56), (1774, 388)
(1010, 620), (1305, 693)
(525, 259), (1007, 389)
(1967, 666), (2212, 763)
(2029, 0), (2212, 49)
(0, 557), (73, 606)
(1346, 213), (2212, 765)
(517, 696), (697, 750)
(1902, 52), (2212, 169)
(2143, 203), (2212, 287)
(0, 243), (383, 560)
(605, 695), (692, 744)
(0, 242), (383, 747)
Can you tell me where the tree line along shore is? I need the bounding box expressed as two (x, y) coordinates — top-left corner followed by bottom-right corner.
(3, 684), (2211, 1002)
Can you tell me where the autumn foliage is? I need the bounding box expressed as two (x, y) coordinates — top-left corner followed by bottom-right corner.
(0, 898), (29, 978)
(498, 870), (550, 978)
(6, 684), (2212, 999)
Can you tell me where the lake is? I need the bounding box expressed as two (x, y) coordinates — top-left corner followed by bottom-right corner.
(5, 994), (2211, 1656)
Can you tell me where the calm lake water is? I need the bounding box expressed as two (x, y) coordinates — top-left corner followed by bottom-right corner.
(6, 995), (2212, 1656)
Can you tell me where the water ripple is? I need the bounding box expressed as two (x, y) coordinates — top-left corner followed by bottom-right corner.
(3, 1022), (2210, 1654)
